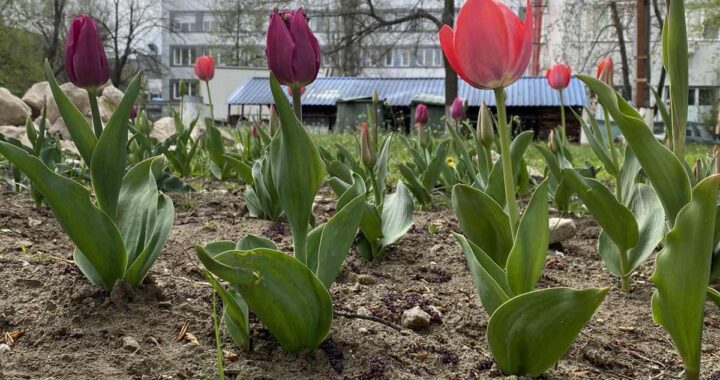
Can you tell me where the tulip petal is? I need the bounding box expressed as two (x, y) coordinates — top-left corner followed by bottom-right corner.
(72, 17), (110, 88)
(266, 12), (296, 85)
(454, 0), (512, 88)
(289, 10), (320, 87)
(439, 25), (475, 86)
(506, 0), (534, 86)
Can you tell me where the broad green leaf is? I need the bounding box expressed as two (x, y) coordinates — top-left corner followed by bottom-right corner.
(206, 273), (250, 351)
(598, 184), (665, 277)
(577, 74), (691, 225)
(123, 193), (174, 285)
(314, 194), (365, 288)
(336, 173), (366, 210)
(398, 163), (432, 206)
(268, 74), (325, 265)
(709, 288), (720, 309)
(663, 0), (688, 156)
(380, 181), (414, 248)
(651, 175), (720, 379)
(619, 148), (642, 204)
(223, 154), (253, 185)
(572, 108), (618, 176)
(452, 184), (512, 266)
(196, 246), (332, 352)
(44, 60), (96, 165)
(563, 169), (639, 253)
(237, 235), (278, 251)
(505, 181), (549, 295)
(488, 287), (608, 377)
(90, 73), (141, 219)
(375, 134), (392, 193)
(650, 87), (672, 142)
(486, 131), (534, 206)
(455, 233), (511, 315)
(0, 141), (126, 290)
(327, 160), (353, 184)
(421, 139), (450, 190)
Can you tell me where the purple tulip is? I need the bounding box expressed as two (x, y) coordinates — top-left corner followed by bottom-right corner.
(450, 97), (465, 121)
(265, 8), (321, 88)
(65, 15), (110, 89)
(415, 104), (429, 125)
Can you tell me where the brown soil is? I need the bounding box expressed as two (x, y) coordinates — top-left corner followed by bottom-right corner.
(1, 185), (719, 380)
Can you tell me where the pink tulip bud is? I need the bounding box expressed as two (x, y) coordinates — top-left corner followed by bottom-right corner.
(129, 106), (137, 121)
(439, 0), (533, 89)
(65, 15), (110, 89)
(415, 104), (429, 125)
(450, 97), (465, 121)
(252, 126), (259, 139)
(266, 8), (321, 88)
(194, 56), (215, 82)
(360, 122), (375, 168)
(545, 64), (572, 90)
(596, 57), (614, 86)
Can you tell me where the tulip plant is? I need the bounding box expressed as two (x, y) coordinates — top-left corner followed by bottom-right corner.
(196, 74), (365, 351)
(441, 0), (607, 376)
(328, 123), (415, 261)
(575, 0), (719, 377)
(0, 16), (174, 291)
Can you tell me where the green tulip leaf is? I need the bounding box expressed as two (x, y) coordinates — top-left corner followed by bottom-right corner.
(123, 193), (173, 285)
(619, 147), (642, 204)
(651, 175), (720, 378)
(452, 184), (512, 266)
(380, 181), (414, 248)
(375, 134), (392, 193)
(44, 60), (96, 165)
(398, 163), (432, 206)
(486, 130), (534, 206)
(0, 141), (126, 290)
(422, 139), (450, 190)
(488, 287), (608, 377)
(577, 74), (690, 225)
(572, 107), (618, 176)
(90, 73), (141, 219)
(663, 0), (689, 154)
(709, 288), (720, 309)
(222, 154), (254, 185)
(455, 233), (511, 316)
(505, 180), (550, 295)
(237, 235), (278, 251)
(206, 274), (249, 350)
(268, 74), (325, 265)
(196, 245), (332, 352)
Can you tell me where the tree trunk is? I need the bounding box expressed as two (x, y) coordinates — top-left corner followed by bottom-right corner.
(442, 0), (457, 108)
(610, 1), (632, 100)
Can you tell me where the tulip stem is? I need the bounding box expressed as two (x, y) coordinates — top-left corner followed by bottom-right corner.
(603, 108), (623, 202)
(493, 88), (520, 236)
(205, 81), (215, 121)
(210, 287), (224, 380)
(558, 90), (568, 146)
(87, 88), (103, 139)
(292, 86), (302, 122)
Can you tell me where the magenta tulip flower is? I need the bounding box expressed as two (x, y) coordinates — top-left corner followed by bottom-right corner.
(65, 15), (110, 89)
(415, 104), (429, 125)
(545, 64), (571, 90)
(438, 0), (533, 89)
(450, 97), (465, 121)
(266, 8), (321, 88)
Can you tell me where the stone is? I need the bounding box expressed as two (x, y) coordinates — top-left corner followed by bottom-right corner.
(0, 88), (31, 126)
(121, 336), (139, 352)
(401, 306), (431, 330)
(98, 97), (115, 123)
(549, 217), (577, 244)
(0, 125), (32, 147)
(48, 117), (72, 140)
(357, 274), (377, 285)
(46, 83), (90, 124)
(151, 116), (177, 142)
(22, 81), (51, 116)
(356, 306), (372, 317)
(528, 167), (544, 180)
(100, 84), (124, 107)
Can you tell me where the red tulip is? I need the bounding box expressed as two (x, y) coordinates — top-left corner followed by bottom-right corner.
(65, 15), (110, 89)
(596, 57), (614, 86)
(545, 64), (571, 90)
(415, 104), (429, 125)
(266, 8), (321, 88)
(450, 97), (465, 120)
(439, 0), (533, 89)
(194, 56), (215, 81)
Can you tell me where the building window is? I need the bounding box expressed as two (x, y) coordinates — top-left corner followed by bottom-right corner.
(385, 48), (411, 67)
(171, 80), (199, 100)
(688, 88), (697, 106)
(699, 88), (717, 106)
(172, 14), (196, 33)
(172, 47), (196, 66)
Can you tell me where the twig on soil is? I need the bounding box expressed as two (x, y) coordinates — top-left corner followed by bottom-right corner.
(333, 309), (404, 332)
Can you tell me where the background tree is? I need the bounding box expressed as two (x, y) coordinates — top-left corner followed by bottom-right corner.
(6, 0), (68, 75)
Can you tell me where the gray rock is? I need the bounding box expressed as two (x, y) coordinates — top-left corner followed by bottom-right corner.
(0, 87), (31, 126)
(0, 125), (31, 147)
(121, 336), (140, 352)
(401, 306), (431, 330)
(100, 84), (124, 107)
(22, 81), (51, 115)
(549, 217), (577, 244)
(151, 116), (177, 142)
(46, 82), (90, 124)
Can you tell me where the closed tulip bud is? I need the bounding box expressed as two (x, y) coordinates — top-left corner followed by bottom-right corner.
(479, 101), (494, 149)
(266, 8), (321, 88)
(416, 122), (429, 149)
(372, 90), (379, 105)
(252, 126), (259, 139)
(694, 159), (703, 180)
(65, 15), (110, 89)
(360, 122), (375, 168)
(129, 106), (137, 121)
(548, 129), (558, 154)
(269, 105), (279, 136)
(179, 80), (188, 97)
(194, 56), (215, 81)
(415, 104), (429, 125)
(439, 0), (533, 89)
(596, 57), (614, 86)
(450, 97), (465, 121)
(545, 64), (572, 90)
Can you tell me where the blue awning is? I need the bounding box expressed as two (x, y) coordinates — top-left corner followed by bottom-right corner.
(227, 76), (587, 108)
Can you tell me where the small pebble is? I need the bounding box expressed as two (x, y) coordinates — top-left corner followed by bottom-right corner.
(0, 344), (10, 354)
(401, 306), (431, 330)
(121, 336), (140, 352)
